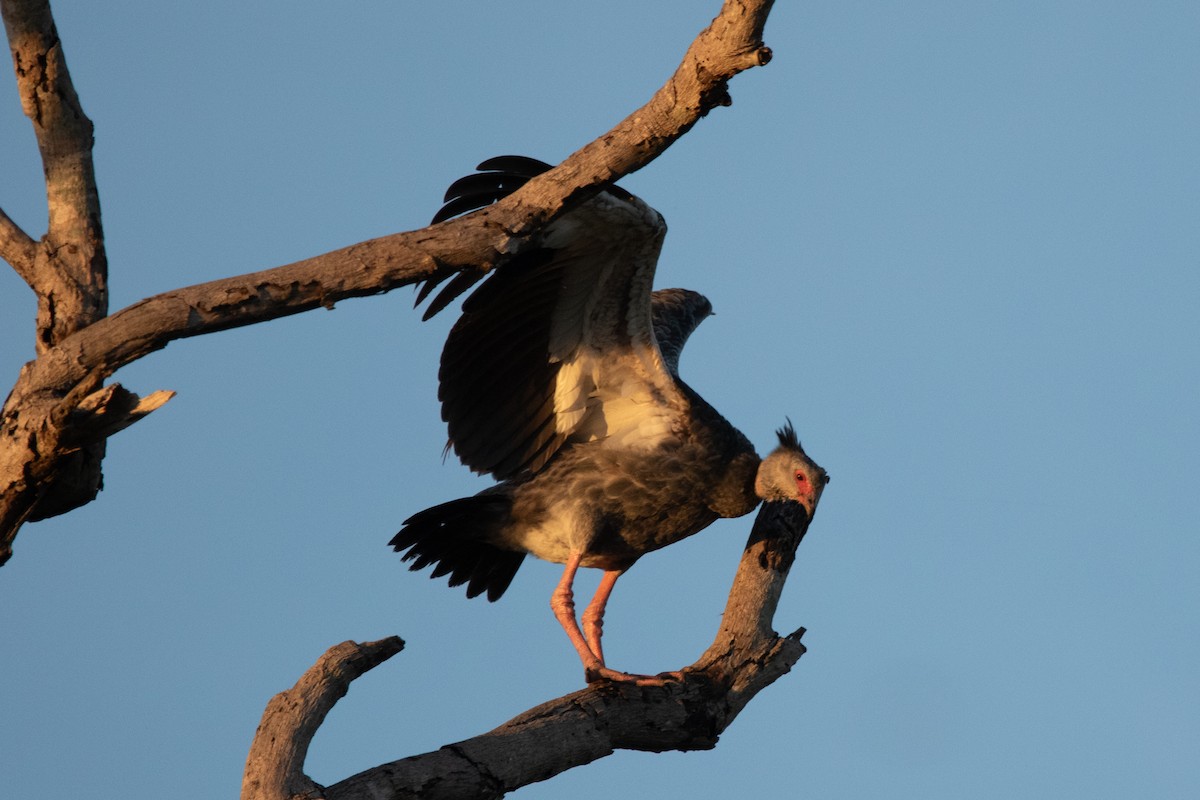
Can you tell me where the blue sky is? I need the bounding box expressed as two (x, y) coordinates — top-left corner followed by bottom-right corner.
(2, 2), (1198, 798)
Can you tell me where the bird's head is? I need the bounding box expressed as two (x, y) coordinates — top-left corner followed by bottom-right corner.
(754, 419), (829, 520)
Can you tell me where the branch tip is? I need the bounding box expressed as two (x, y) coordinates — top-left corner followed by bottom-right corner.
(0, 206), (38, 283)
(242, 637), (405, 800)
(62, 384), (175, 447)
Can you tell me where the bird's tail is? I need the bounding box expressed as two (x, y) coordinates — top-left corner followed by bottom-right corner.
(389, 494), (525, 602)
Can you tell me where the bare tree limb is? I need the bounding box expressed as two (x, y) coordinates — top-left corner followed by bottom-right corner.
(2, 0), (108, 530)
(1, 1), (775, 565)
(61, 384), (174, 447)
(2, 0), (107, 346)
(0, 206), (37, 281)
(5, 2), (814, 796)
(242, 638), (406, 800)
(242, 494), (819, 800)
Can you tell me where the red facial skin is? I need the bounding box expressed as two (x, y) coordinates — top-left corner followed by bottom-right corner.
(795, 470), (816, 512)
(794, 467), (830, 516)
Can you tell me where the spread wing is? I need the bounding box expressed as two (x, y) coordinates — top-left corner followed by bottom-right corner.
(648, 288), (713, 377)
(419, 157), (708, 480)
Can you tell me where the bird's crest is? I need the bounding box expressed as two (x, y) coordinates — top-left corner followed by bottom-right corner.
(776, 418), (804, 453)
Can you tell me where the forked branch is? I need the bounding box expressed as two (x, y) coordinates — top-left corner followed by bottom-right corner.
(244, 496), (819, 800)
(0, 0), (778, 566)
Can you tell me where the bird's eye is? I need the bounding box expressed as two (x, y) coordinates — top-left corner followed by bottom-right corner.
(794, 471), (808, 486)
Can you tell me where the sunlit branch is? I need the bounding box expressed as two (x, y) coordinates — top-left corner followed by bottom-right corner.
(245, 495), (821, 800)
(0, 0), (778, 565)
(0, 206), (37, 282)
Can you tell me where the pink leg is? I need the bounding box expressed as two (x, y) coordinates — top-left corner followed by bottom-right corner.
(549, 552), (604, 675)
(581, 569), (623, 666)
(551, 557), (683, 686)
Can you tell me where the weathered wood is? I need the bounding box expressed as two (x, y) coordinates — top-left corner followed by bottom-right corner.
(0, 206), (36, 280)
(0, 0), (778, 566)
(6, 3), (817, 798)
(242, 638), (406, 800)
(245, 491), (823, 800)
(2, 0), (107, 348)
(2, 0), (109, 524)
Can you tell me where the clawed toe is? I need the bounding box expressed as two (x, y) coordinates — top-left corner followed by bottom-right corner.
(585, 666), (686, 687)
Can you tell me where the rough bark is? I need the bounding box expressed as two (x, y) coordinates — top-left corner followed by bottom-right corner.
(0, 0), (776, 567)
(5, 3), (816, 797)
(2, 0), (108, 524)
(242, 638), (407, 800)
(244, 497), (819, 800)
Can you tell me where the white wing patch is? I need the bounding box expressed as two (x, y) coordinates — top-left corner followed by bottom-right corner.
(552, 356), (592, 433)
(553, 347), (680, 449)
(541, 189), (683, 452)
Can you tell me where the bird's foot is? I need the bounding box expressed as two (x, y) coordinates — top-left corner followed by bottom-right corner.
(584, 665), (686, 687)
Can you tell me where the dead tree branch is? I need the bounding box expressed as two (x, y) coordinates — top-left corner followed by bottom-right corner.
(2, 0), (109, 529)
(1, 0), (106, 340)
(242, 638), (407, 800)
(0, 206), (37, 280)
(244, 495), (819, 800)
(0, 0), (777, 567)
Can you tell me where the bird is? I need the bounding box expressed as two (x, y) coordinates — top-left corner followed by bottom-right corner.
(391, 156), (828, 684)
